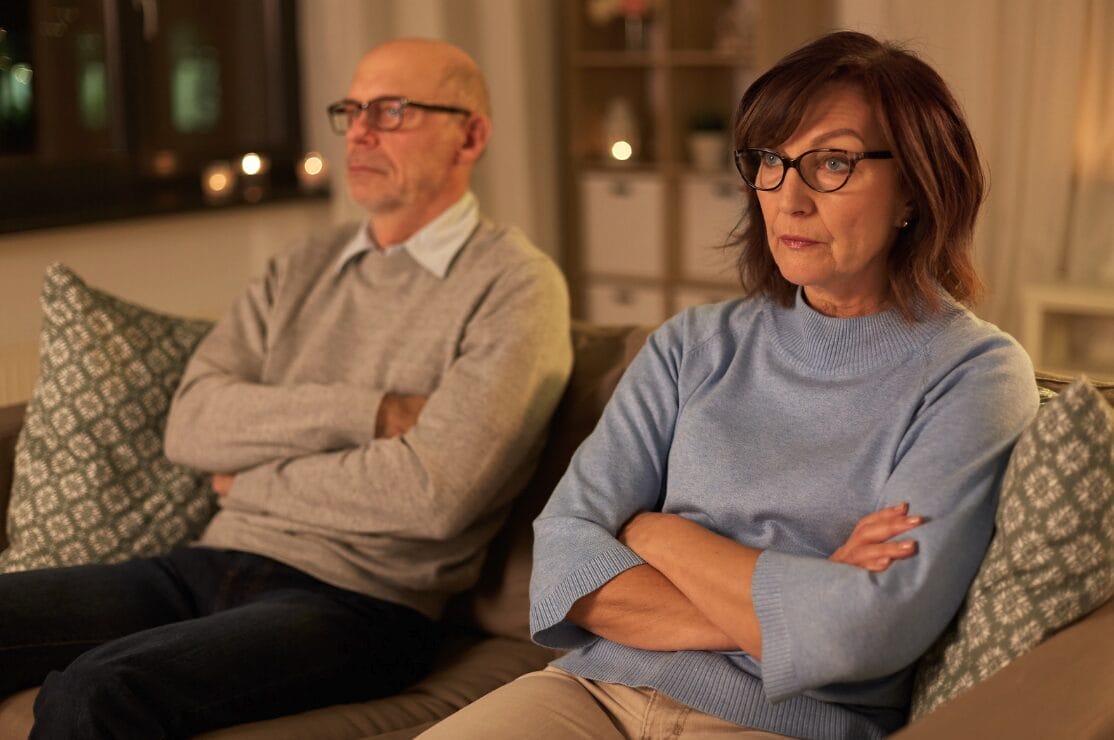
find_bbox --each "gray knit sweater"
[165,219,572,620]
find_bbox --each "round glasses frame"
[734,147,894,193]
[327,96,472,135]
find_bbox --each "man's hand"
[211,473,235,497]
[829,502,923,572]
[375,394,428,438]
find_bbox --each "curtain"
[1064,0,1114,286]
[972,1,1090,337]
[839,0,1113,340]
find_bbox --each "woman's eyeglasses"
[734,148,894,193]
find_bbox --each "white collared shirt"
[333,191,480,279]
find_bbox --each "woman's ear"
[896,196,915,229]
[457,115,491,164]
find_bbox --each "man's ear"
[457,115,491,164]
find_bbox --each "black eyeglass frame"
[327,96,472,134]
[734,147,895,193]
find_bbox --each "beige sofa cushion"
[896,595,1114,739]
[193,634,555,740]
[0,404,23,552]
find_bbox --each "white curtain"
[839,0,1112,338]
[1064,0,1114,285]
[973,1,1091,337]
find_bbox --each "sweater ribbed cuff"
[530,545,646,649]
[752,549,799,702]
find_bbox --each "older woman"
[422,31,1038,740]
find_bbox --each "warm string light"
[240,152,266,176]
[603,97,638,167]
[238,152,270,203]
[296,151,329,192]
[201,151,328,204]
[302,153,324,176]
[207,170,229,192]
[200,161,236,203]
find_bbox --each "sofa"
[0,321,1111,739]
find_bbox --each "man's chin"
[364,198,404,214]
[349,188,403,214]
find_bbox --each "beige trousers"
[418,666,791,740]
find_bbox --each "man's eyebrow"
[811,128,867,146]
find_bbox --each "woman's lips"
[779,235,820,249]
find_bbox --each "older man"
[0,38,571,737]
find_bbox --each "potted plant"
[687,110,730,173]
[586,0,660,51]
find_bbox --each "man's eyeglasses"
[734,148,894,193]
[327,96,471,135]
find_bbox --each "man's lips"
[348,161,389,174]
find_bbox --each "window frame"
[0,0,316,235]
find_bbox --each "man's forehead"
[347,47,446,99]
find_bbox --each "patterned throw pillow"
[0,263,216,572]
[910,377,1114,718]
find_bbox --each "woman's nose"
[776,167,816,215]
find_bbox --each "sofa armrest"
[895,596,1114,739]
[0,403,26,550]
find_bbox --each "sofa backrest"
[0,404,25,552]
[444,322,651,641]
[1035,370,1114,404]
[1,329,1111,642]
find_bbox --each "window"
[0,0,309,234]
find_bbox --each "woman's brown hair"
[731,31,985,319]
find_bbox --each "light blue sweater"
[530,291,1037,739]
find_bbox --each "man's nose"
[347,116,380,146]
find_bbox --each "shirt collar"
[334,191,480,279]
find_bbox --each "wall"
[0,202,331,405]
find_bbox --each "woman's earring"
[899,219,910,229]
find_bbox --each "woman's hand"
[829,502,923,572]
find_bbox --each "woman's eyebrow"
[810,128,867,147]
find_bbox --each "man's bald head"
[351,39,490,118]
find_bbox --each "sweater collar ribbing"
[768,287,963,373]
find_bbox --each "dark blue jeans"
[0,547,437,739]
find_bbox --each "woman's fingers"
[853,540,919,570]
[830,503,925,571]
[855,513,924,543]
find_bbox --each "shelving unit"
[1022,283,1114,380]
[559,0,834,323]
